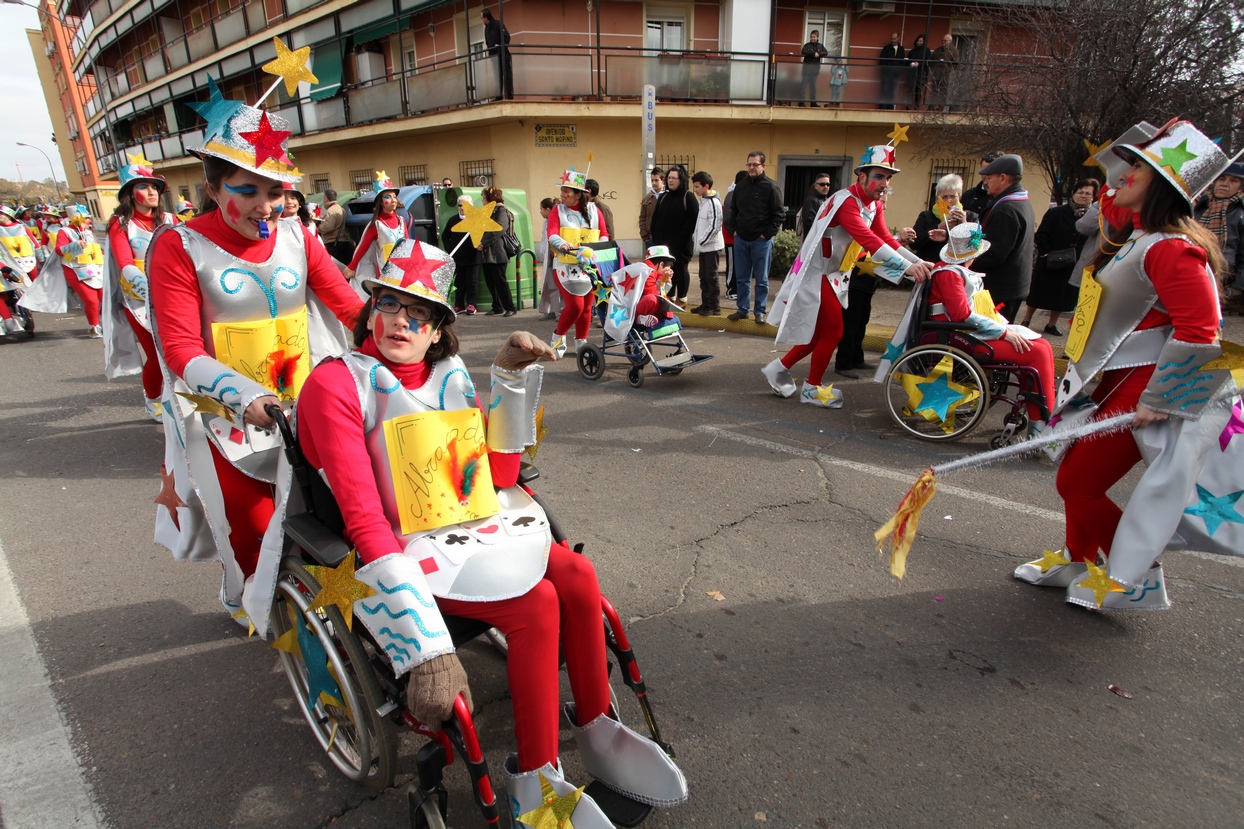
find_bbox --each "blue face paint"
[223,183,258,196]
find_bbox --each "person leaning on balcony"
[344,172,409,295]
[928,34,959,111]
[481,9,514,100]
[878,32,905,110]
[639,166,664,246]
[799,30,829,107]
[320,189,352,264]
[907,33,932,110]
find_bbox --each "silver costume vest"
[551,204,602,296]
[338,352,552,603]
[116,212,175,319]
[0,223,36,275]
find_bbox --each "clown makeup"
[283,194,300,217]
[380,192,398,214]
[367,287,441,364]
[213,171,285,241]
[132,183,161,213]
[559,187,579,207]
[1113,160,1153,211]
[858,169,893,201]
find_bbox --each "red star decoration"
[387,246,439,290]
[239,112,292,167]
[619,272,639,293]
[154,463,186,531]
[560,168,576,184]
[135,165,155,178]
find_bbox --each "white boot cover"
[550,334,567,359]
[1066,563,1170,611]
[799,380,843,408]
[564,704,689,807]
[761,358,796,398]
[1013,549,1087,588]
[503,755,613,829]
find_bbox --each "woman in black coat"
[1020,178,1098,335]
[907,34,932,109]
[911,173,977,262]
[649,165,698,307]
[477,185,517,316]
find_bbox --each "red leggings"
[62,266,102,326]
[439,544,611,771]
[209,443,275,579]
[780,281,843,386]
[555,280,593,339]
[1056,367,1151,562]
[982,335,1056,420]
[124,307,164,400]
[0,298,11,320]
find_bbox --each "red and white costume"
[104,209,177,398]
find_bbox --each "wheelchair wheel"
[412,795,448,829]
[272,557,398,790]
[577,344,605,380]
[627,365,644,388]
[883,345,990,441]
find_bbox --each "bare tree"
[918,0,1244,202]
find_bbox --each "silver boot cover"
[564,704,689,808]
[502,755,612,829]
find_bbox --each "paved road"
[1,310,1241,829]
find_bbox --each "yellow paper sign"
[556,226,601,263]
[971,289,1007,324]
[77,243,104,266]
[383,408,501,535]
[210,308,310,401]
[838,240,863,273]
[2,234,33,258]
[1064,269,1102,363]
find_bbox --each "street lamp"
[16,141,63,201]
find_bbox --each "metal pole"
[16,142,62,200]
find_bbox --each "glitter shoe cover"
[564,704,689,808]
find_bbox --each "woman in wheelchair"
[929,222,1055,427]
[295,239,688,827]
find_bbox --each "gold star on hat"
[452,200,503,248]
[1078,561,1125,607]
[305,551,376,630]
[516,773,585,829]
[126,151,154,168]
[262,37,318,97]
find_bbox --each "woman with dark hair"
[294,240,687,824]
[102,156,179,417]
[1020,178,1098,335]
[907,34,931,109]
[343,171,408,292]
[478,184,517,316]
[281,182,318,236]
[648,164,698,307]
[145,102,361,622]
[547,167,608,355]
[1012,120,1240,611]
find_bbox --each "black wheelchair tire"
[627,365,644,388]
[577,344,606,380]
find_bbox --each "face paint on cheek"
[1124,173,1136,188]
[225,197,241,222]
[415,321,433,335]
[372,313,386,341]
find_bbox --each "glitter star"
[126,151,153,167]
[1083,138,1108,171]
[1220,400,1244,452]
[525,405,548,460]
[883,340,905,364]
[1183,484,1244,537]
[305,551,376,631]
[1078,561,1125,607]
[813,383,838,405]
[451,200,502,248]
[231,607,256,637]
[1157,139,1197,175]
[153,463,186,531]
[1200,340,1244,389]
[187,76,245,144]
[262,37,318,97]
[910,371,968,421]
[886,123,910,145]
[290,608,344,709]
[239,111,293,167]
[516,772,585,829]
[559,167,577,185]
[177,391,236,422]
[1035,548,1072,573]
[386,246,439,290]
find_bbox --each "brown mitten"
[494,331,556,370]
[405,652,473,725]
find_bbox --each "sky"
[0,4,69,184]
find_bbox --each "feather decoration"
[447,436,487,506]
[268,349,302,397]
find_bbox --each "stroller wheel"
[577,343,605,380]
[627,365,645,388]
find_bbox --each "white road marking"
[0,533,104,828]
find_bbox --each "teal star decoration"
[594,282,609,305]
[188,77,245,144]
[1183,484,1244,537]
[968,227,985,248]
[608,304,628,326]
[294,612,344,709]
[911,372,967,421]
[884,340,905,364]
[1158,139,1197,175]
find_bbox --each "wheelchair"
[266,407,674,828]
[881,281,1048,446]
[578,294,712,388]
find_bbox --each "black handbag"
[500,207,522,257]
[1045,247,1077,268]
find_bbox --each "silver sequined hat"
[363,239,457,322]
[940,222,991,265]
[187,77,302,183]
[1113,119,1230,206]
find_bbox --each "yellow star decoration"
[270,609,345,709]
[270,621,300,658]
[814,383,838,405]
[126,151,154,167]
[1201,339,1244,389]
[1083,138,1108,171]
[525,405,548,460]
[176,391,236,422]
[231,607,256,637]
[887,123,910,145]
[895,356,980,434]
[1079,561,1125,607]
[452,200,502,249]
[1036,548,1072,573]
[305,551,375,631]
[262,37,318,97]
[516,773,585,829]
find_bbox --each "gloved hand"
[406,652,473,726]
[495,330,556,370]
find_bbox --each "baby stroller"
[265,405,677,828]
[1,267,35,339]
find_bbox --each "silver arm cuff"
[354,553,454,677]
[871,243,913,284]
[487,364,543,453]
[1139,339,1233,418]
[181,354,271,417]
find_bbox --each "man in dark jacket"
[481,9,513,99]
[726,152,784,324]
[798,173,833,238]
[878,33,905,110]
[960,152,1001,217]
[969,154,1034,322]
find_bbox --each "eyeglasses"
[374,294,435,321]
[815,181,831,187]
[746,163,763,168]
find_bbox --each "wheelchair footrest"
[585,781,653,828]
[655,352,693,368]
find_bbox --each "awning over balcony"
[309,41,344,101]
[352,16,411,45]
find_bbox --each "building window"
[656,153,695,173]
[803,9,847,56]
[311,173,330,193]
[350,168,374,191]
[400,165,428,186]
[646,7,686,52]
[459,158,494,187]
[926,158,976,209]
[179,186,190,201]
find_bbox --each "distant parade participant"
[0,204,38,335]
[21,205,106,337]
[281,181,320,240]
[176,198,196,221]
[343,171,407,294]
[102,154,178,418]
[548,166,609,356]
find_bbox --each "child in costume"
[343,172,407,294]
[146,94,361,622]
[295,240,688,826]
[176,199,195,221]
[602,245,678,344]
[548,166,609,356]
[103,155,178,418]
[1012,120,1242,610]
[766,143,932,408]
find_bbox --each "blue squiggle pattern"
[196,371,240,403]
[376,579,437,608]
[1165,376,1208,395]
[369,364,401,394]
[1179,396,1210,410]
[1158,366,1198,382]
[361,601,448,638]
[1127,580,1161,602]
[219,265,297,318]
[384,642,412,661]
[1166,387,1210,404]
[379,626,427,647]
[1157,355,1196,371]
[439,367,475,410]
[274,265,301,292]
[489,395,502,411]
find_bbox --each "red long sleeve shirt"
[929,267,974,322]
[820,183,902,258]
[147,209,363,378]
[348,212,405,270]
[297,339,521,564]
[106,211,166,270]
